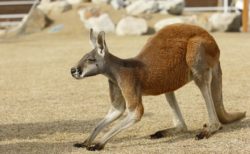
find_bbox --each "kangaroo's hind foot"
[150,126,187,139]
[195,123,223,140]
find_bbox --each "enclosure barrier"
[185,0,249,32]
[243,0,249,32]
[0,0,40,27]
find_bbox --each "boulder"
[38,1,72,15]
[19,8,48,34]
[83,13,115,33]
[78,7,101,23]
[209,13,242,32]
[52,1,72,14]
[0,8,48,36]
[116,16,148,36]
[111,0,127,10]
[126,0,159,15]
[37,1,52,14]
[195,14,212,32]
[91,0,110,4]
[154,16,197,31]
[158,1,172,11]
[66,0,85,6]
[14,8,48,34]
[158,0,184,15]
[168,0,185,15]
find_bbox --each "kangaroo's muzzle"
[71,67,82,79]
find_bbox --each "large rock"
[209,13,242,32]
[168,0,185,15]
[126,0,159,15]
[111,0,127,10]
[52,1,72,14]
[37,0,52,14]
[154,16,197,31]
[78,7,101,23]
[158,0,184,15]
[20,8,48,34]
[38,1,72,15]
[91,0,110,4]
[66,0,85,6]
[116,16,148,36]
[0,8,48,36]
[83,13,115,33]
[195,14,212,32]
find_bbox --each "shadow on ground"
[0,141,78,154]
[0,119,101,141]
[112,118,250,148]
[0,117,249,153]
[0,112,154,142]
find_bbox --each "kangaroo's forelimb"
[74,80,126,148]
[87,81,144,151]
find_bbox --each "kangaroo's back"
[136,24,220,95]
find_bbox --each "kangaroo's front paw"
[74,142,88,148]
[195,123,222,140]
[86,143,104,151]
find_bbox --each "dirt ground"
[0,6,250,154]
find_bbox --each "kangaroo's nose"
[71,67,76,74]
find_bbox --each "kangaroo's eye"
[87,58,96,63]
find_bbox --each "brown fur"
[120,24,220,95]
[116,24,244,123]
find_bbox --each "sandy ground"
[0,6,250,154]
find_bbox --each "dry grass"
[0,7,250,154]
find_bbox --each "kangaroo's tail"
[211,62,246,124]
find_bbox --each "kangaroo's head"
[71,29,108,79]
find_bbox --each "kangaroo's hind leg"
[193,67,222,139]
[187,39,222,139]
[150,92,187,139]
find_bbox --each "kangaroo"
[71,24,246,151]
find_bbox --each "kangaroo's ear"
[97,31,107,56]
[89,28,96,48]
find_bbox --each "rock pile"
[78,8,115,33]
[209,13,242,32]
[124,0,185,15]
[89,0,185,15]
[38,0,88,15]
[38,0,72,15]
[126,0,159,15]
[116,16,148,35]
[20,8,48,34]
[154,16,197,31]
[5,0,243,36]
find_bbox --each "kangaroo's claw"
[150,131,165,139]
[86,143,104,151]
[73,142,88,148]
[195,123,223,140]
